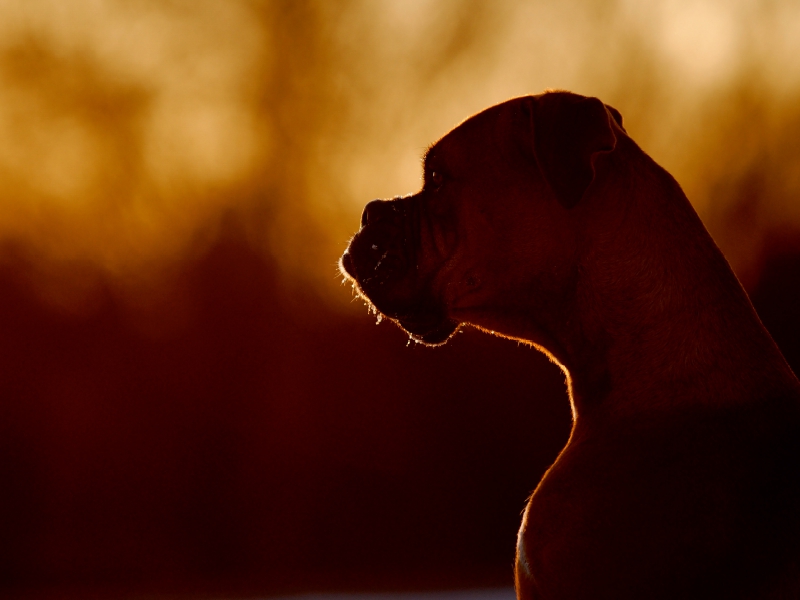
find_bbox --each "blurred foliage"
[0,0,799,303]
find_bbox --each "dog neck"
[554,144,797,421]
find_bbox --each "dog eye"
[430,171,444,189]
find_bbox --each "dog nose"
[361,199,393,228]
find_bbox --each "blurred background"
[1,0,800,598]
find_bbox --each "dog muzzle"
[340,195,458,345]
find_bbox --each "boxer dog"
[339,91,800,599]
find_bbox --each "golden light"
[0,0,798,304]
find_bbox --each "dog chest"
[516,407,800,598]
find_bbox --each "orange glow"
[0,1,269,283]
[1,1,799,302]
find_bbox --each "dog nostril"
[361,199,391,228]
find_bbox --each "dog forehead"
[428,100,524,168]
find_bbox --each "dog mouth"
[339,250,357,281]
[340,196,459,345]
[341,248,459,345]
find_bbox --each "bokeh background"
[2,0,800,597]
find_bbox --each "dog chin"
[398,317,460,346]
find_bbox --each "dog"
[339,91,800,599]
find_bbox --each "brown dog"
[339,91,800,599]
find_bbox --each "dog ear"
[605,104,626,132]
[525,93,618,209]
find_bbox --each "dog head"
[339,91,623,346]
